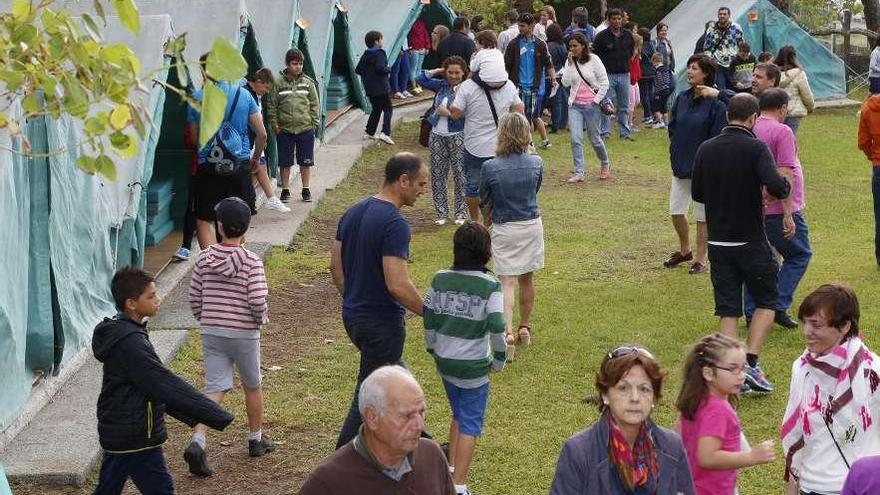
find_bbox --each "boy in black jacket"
[355,30,395,145]
[92,268,233,494]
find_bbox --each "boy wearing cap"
[185,197,274,477]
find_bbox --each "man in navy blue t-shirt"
[330,152,428,448]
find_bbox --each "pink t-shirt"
[754,116,805,215]
[573,81,596,106]
[679,396,741,495]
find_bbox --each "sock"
[247,430,262,442]
[455,484,468,494]
[192,432,206,449]
[747,353,758,368]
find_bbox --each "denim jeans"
[639,78,654,119]
[93,448,174,495]
[569,103,609,176]
[336,317,406,449]
[744,212,812,318]
[409,50,426,82]
[549,82,568,131]
[874,167,880,266]
[600,72,632,137]
[390,52,410,93]
[784,116,802,135]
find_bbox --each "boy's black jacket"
[355,48,391,98]
[92,314,233,453]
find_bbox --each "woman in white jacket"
[775,45,814,135]
[562,32,611,182]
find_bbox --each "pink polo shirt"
[754,116,805,215]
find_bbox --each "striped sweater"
[423,269,506,388]
[189,243,268,339]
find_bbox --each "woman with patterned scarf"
[551,346,696,494]
[782,285,880,495]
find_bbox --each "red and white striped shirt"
[189,243,268,338]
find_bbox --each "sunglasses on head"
[607,346,655,360]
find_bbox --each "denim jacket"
[550,411,696,495]
[480,153,542,224]
[415,71,464,133]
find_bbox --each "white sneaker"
[364,133,376,140]
[434,218,447,226]
[376,132,395,145]
[393,92,405,99]
[264,196,291,212]
[454,218,466,225]
[402,91,414,98]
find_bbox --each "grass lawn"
[172,106,879,495]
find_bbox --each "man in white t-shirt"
[496,10,521,55]
[448,77,524,222]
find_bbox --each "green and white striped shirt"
[423,269,506,388]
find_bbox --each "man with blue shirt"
[503,12,556,150]
[593,8,635,140]
[187,54,267,248]
[330,152,428,449]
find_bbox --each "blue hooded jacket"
[668,88,727,178]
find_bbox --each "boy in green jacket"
[267,49,320,203]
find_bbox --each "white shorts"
[669,177,706,221]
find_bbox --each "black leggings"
[365,94,393,137]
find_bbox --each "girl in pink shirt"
[676,334,776,495]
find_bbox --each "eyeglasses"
[607,346,655,360]
[712,363,748,375]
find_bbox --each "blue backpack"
[203,88,246,176]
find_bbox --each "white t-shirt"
[469,49,508,84]
[452,79,522,158]
[433,97,451,135]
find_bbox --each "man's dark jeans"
[335,316,405,449]
[874,166,880,266]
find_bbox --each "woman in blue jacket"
[418,56,468,225]
[551,346,696,495]
[664,53,727,275]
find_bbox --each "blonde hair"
[495,112,532,157]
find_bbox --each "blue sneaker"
[173,247,190,261]
[745,364,773,393]
[740,382,753,394]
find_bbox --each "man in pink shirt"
[744,88,812,331]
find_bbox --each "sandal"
[518,325,532,347]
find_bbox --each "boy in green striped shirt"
[424,222,507,495]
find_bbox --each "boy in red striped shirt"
[185,196,275,477]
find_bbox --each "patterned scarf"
[607,414,659,494]
[781,337,880,482]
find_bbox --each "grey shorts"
[201,334,262,392]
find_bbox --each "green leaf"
[92,0,106,22]
[84,116,107,135]
[0,71,25,92]
[205,37,247,82]
[109,104,131,130]
[100,44,141,75]
[61,76,89,118]
[110,0,139,35]
[108,130,136,159]
[95,154,117,181]
[174,57,188,89]
[198,82,227,148]
[76,155,98,175]
[12,24,37,45]
[12,0,33,22]
[22,93,41,114]
[81,13,103,42]
[0,114,9,128]
[130,105,146,138]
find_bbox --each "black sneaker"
[301,188,312,202]
[248,436,277,457]
[775,311,798,329]
[183,441,213,477]
[279,189,291,203]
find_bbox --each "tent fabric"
[247,0,302,74]
[655,0,846,100]
[0,100,35,430]
[300,1,369,133]
[347,0,423,67]
[0,463,10,495]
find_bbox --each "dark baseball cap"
[214,197,251,235]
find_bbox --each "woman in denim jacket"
[551,346,696,495]
[417,57,468,225]
[479,113,543,359]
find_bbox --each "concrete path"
[0,102,430,486]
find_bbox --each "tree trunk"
[769,0,790,15]
[865,0,880,33]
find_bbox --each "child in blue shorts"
[424,222,507,495]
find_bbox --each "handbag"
[418,93,437,148]
[573,62,615,115]
[203,87,248,176]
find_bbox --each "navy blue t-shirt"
[336,197,411,320]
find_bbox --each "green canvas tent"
[0,14,174,431]
[247,0,314,78]
[656,0,846,100]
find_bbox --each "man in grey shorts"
[186,197,275,477]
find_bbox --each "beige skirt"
[490,217,545,276]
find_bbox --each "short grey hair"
[358,365,416,417]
